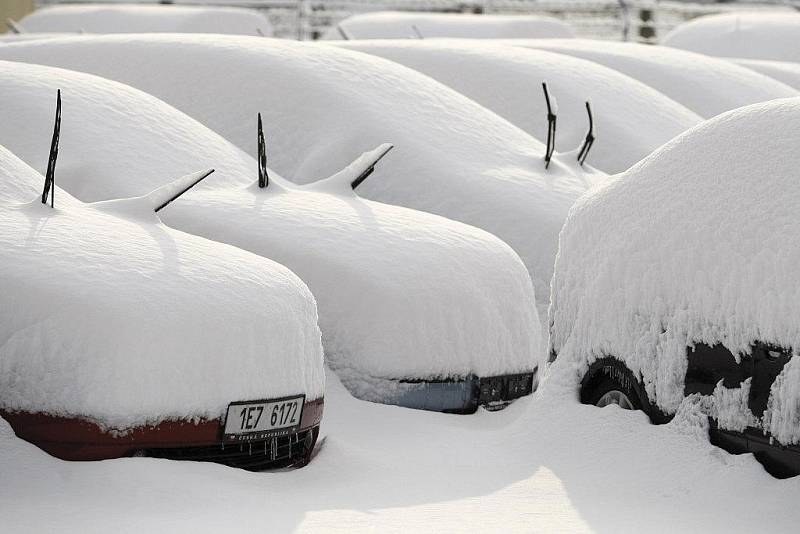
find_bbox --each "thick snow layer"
[510,39,798,119]
[333,39,701,173]
[549,98,800,439]
[2,369,798,533]
[0,35,593,319]
[322,10,574,40]
[0,145,324,429]
[734,58,800,91]
[662,11,800,63]
[18,4,272,36]
[0,60,540,385]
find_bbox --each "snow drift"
[0,35,592,317]
[0,60,540,395]
[0,144,324,430]
[334,39,700,173]
[662,11,800,63]
[17,4,272,36]
[322,11,574,40]
[549,97,800,441]
[510,39,797,119]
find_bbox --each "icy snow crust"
[734,59,800,91]
[0,35,592,318]
[0,60,540,385]
[334,39,701,174]
[549,98,800,442]
[18,4,272,36]
[510,39,798,119]
[322,11,574,40]
[0,146,324,429]
[663,11,800,63]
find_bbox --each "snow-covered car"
[548,98,800,478]
[0,60,541,412]
[508,38,797,119]
[15,3,272,36]
[0,138,325,468]
[662,11,800,63]
[322,11,574,40]
[733,59,800,91]
[333,39,700,173]
[0,35,593,320]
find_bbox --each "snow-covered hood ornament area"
[0,61,540,413]
[548,97,800,446]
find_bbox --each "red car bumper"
[1,397,323,470]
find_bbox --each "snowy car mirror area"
[4,6,800,530]
[548,98,800,478]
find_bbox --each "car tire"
[581,359,649,415]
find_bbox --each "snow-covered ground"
[2,369,799,533]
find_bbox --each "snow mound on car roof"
[333,39,700,173]
[0,35,593,318]
[549,98,800,418]
[0,60,540,384]
[662,11,800,63]
[0,145,324,430]
[733,59,800,91]
[18,3,272,36]
[509,39,797,119]
[322,11,574,40]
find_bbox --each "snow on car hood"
[0,35,593,318]
[0,60,540,388]
[332,39,700,173]
[549,98,800,424]
[320,11,574,40]
[17,4,273,36]
[662,11,800,63]
[508,38,798,119]
[0,146,324,430]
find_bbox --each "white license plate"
[223,395,305,441]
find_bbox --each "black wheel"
[581,359,647,412]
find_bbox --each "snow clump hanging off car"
[0,143,325,468]
[0,35,594,320]
[548,97,800,478]
[0,60,540,412]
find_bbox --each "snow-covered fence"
[33,0,791,42]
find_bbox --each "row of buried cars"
[2,11,800,477]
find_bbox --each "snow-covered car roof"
[508,39,797,119]
[321,11,574,40]
[662,11,800,63]
[0,60,541,396]
[549,97,800,417]
[17,4,272,36]
[733,59,800,91]
[333,39,701,173]
[0,35,592,317]
[0,144,324,431]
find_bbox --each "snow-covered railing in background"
[33,0,792,42]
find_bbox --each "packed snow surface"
[334,39,701,173]
[663,11,800,63]
[322,10,574,40]
[0,35,593,318]
[2,369,799,533]
[510,38,797,119]
[0,145,324,429]
[17,4,272,36]
[734,58,800,91]
[549,98,800,441]
[0,60,540,386]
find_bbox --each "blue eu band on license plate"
[223,395,305,441]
